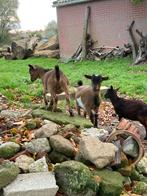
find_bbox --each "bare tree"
[0,0,19,43]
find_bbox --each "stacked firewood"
[71,35,132,61]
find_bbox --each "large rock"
[15,155,35,172]
[32,109,92,128]
[93,169,124,196]
[62,124,77,133]
[122,136,139,158]
[49,150,71,164]
[0,160,19,189]
[132,181,147,195]
[3,172,59,196]
[34,122,58,138]
[0,110,28,120]
[54,161,99,196]
[77,136,117,168]
[29,157,48,173]
[82,128,109,141]
[137,153,147,175]
[25,138,51,153]
[50,135,75,157]
[0,142,20,159]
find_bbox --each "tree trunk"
[81,6,91,60]
[127,21,138,61]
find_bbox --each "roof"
[53,0,92,7]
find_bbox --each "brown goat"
[105,85,147,139]
[75,74,109,127]
[28,64,74,116]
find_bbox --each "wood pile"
[71,6,132,62]
[4,37,39,60]
[71,35,132,62]
[33,35,60,59]
[0,35,60,60]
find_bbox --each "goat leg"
[89,111,94,125]
[43,92,48,110]
[52,95,58,112]
[94,113,98,128]
[84,111,87,118]
[76,101,81,116]
[65,92,74,117]
[46,98,54,111]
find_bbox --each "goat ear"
[102,76,109,81]
[28,64,34,70]
[84,75,92,79]
[110,85,113,90]
[116,87,120,92]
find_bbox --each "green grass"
[0,56,146,107]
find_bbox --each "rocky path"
[0,93,147,196]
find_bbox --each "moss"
[132,181,147,194]
[0,142,20,159]
[54,161,99,195]
[93,169,125,196]
[0,161,20,188]
[32,109,92,128]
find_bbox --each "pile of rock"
[34,35,60,58]
[0,108,147,196]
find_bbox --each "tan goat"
[28,64,74,116]
[75,74,109,127]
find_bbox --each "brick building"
[53,0,147,60]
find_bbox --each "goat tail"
[55,65,60,81]
[77,80,83,86]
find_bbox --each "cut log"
[34,49,60,58]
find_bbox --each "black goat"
[105,85,147,139]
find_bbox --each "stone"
[54,161,99,196]
[62,124,77,133]
[122,136,139,158]
[34,122,58,138]
[15,155,35,172]
[50,135,75,157]
[93,169,125,196]
[0,160,19,189]
[137,153,147,175]
[0,142,20,159]
[32,109,92,128]
[3,172,59,196]
[0,110,27,120]
[25,119,42,130]
[82,128,109,141]
[119,152,129,168]
[130,169,147,184]
[78,136,117,168]
[49,150,70,164]
[132,181,147,195]
[25,138,51,153]
[29,157,48,173]
[118,165,134,177]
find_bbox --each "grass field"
[0,57,147,107]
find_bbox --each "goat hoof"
[69,110,74,117]
[45,105,52,111]
[52,108,62,112]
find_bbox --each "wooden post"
[81,6,91,60]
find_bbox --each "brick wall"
[57,0,147,59]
